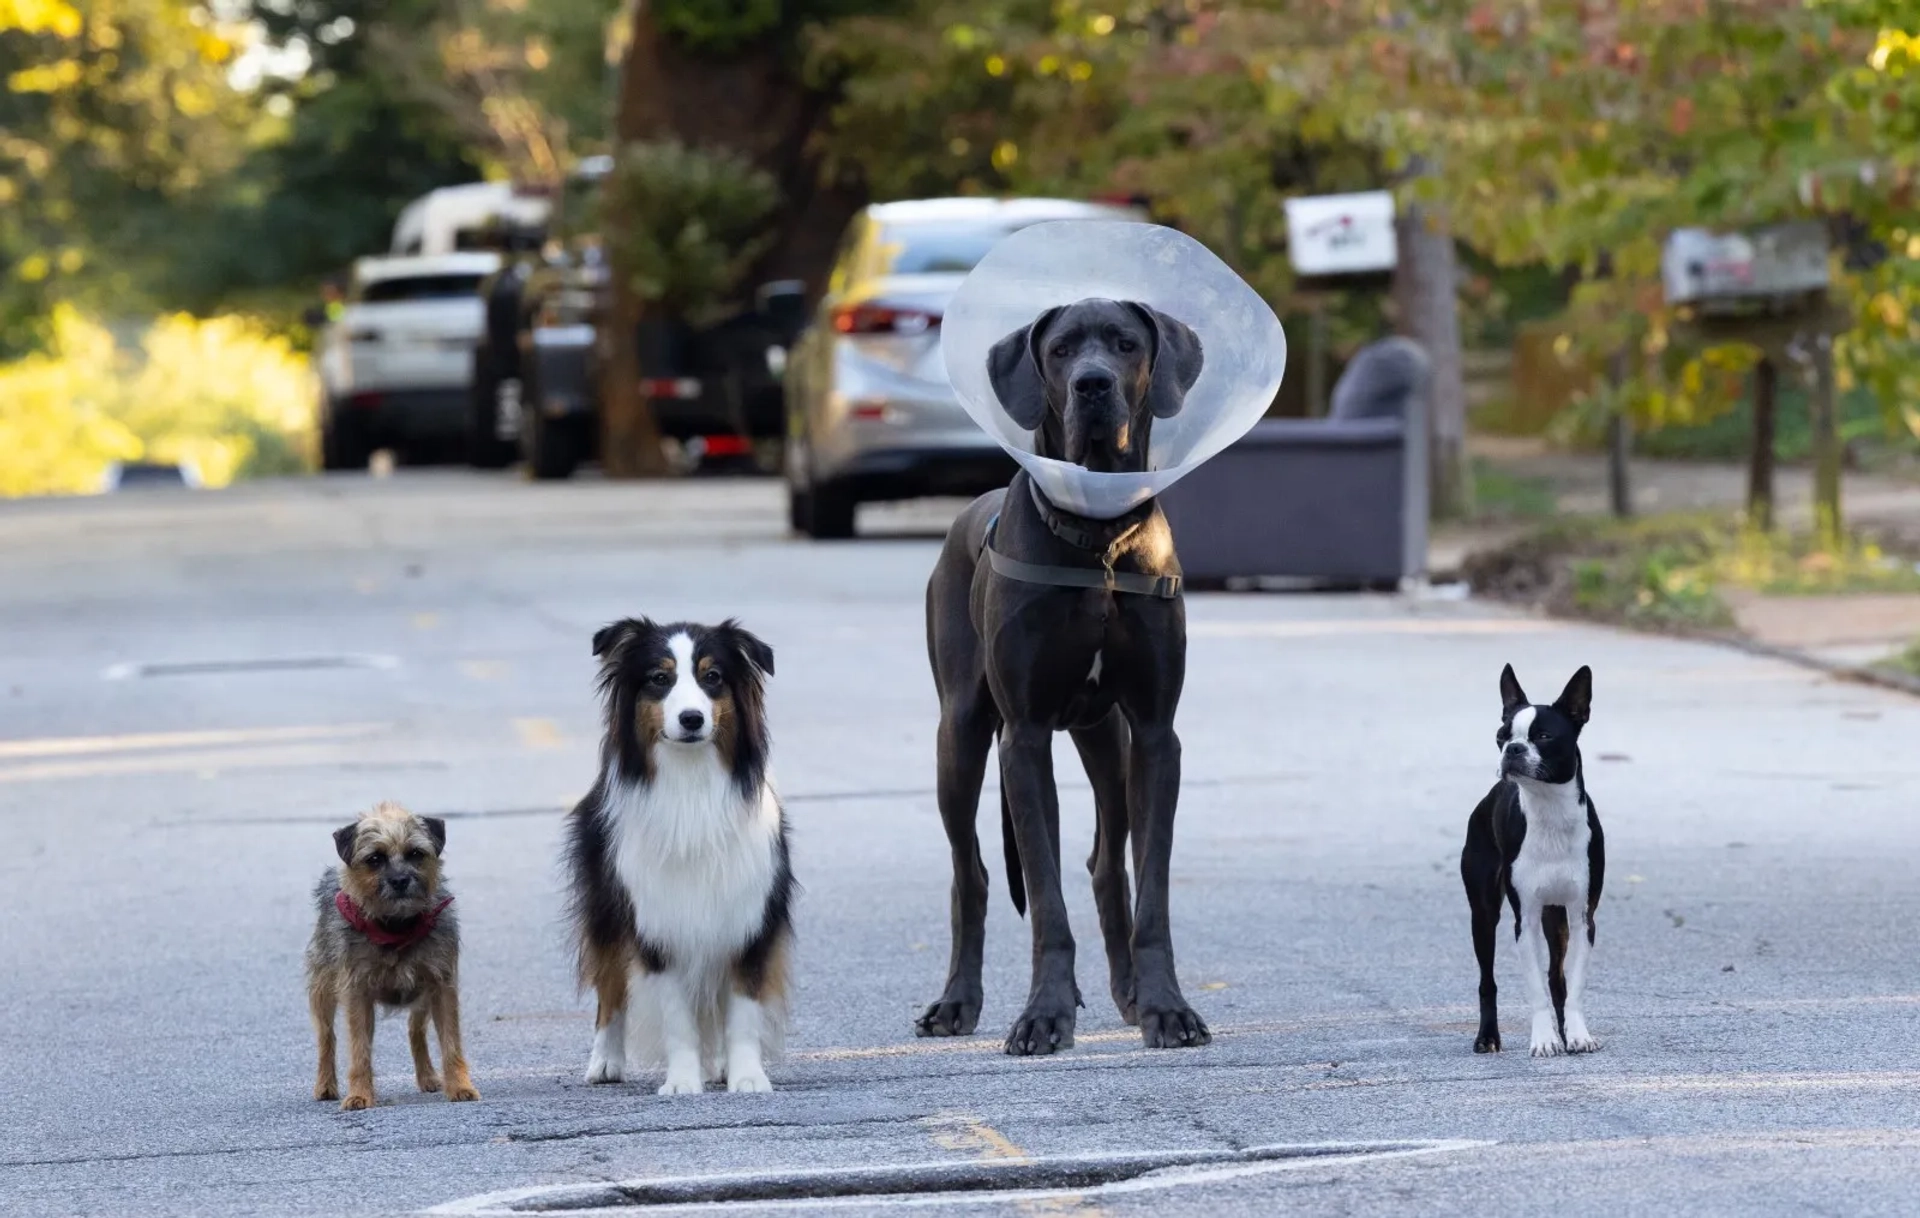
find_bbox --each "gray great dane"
[918,298,1212,1055]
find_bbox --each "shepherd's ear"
[1125,302,1204,419]
[421,816,447,854]
[333,822,359,865]
[1554,666,1593,726]
[986,306,1061,431]
[718,619,774,677]
[1499,664,1529,715]
[592,618,646,661]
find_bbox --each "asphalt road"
[5,472,1920,1217]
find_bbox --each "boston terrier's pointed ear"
[1499,663,1529,715]
[1554,665,1593,726]
[333,822,359,865]
[986,306,1062,431]
[1125,302,1205,419]
[422,816,447,855]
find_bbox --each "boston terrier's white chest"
[1509,779,1590,907]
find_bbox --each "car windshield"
[876,223,1033,275]
[357,275,485,303]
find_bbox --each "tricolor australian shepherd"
[564,618,793,1094]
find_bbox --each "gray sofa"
[1160,337,1431,587]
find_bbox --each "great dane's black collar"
[982,483,1181,600]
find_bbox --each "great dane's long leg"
[1127,720,1210,1049]
[916,686,998,1038]
[1001,720,1080,1056]
[1072,708,1137,1025]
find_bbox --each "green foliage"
[0,305,314,497]
[600,141,780,323]
[655,0,784,54]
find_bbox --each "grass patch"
[1469,457,1558,523]
[1465,513,1920,634]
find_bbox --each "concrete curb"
[1693,629,1920,699]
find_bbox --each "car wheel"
[787,482,812,533]
[320,406,371,472]
[523,409,583,480]
[805,478,857,539]
[467,350,516,469]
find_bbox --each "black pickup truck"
[468,158,809,480]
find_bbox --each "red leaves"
[1669,95,1694,135]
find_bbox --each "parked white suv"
[317,253,498,469]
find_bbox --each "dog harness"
[335,890,454,949]
[982,483,1182,599]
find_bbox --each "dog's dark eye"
[700,668,723,690]
[365,852,386,869]
[1536,731,1553,743]
[1050,342,1071,359]
[405,848,426,863]
[1116,337,1138,353]
[649,670,673,688]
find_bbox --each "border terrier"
[306,801,479,1110]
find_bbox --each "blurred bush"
[599,141,780,325]
[0,305,314,497]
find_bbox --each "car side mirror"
[756,280,807,340]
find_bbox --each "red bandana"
[335,890,453,949]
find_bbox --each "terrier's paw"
[446,1081,480,1102]
[340,1092,374,1112]
[658,1070,704,1096]
[1529,1012,1564,1057]
[1562,1016,1601,1054]
[416,1072,442,1094]
[585,1053,625,1085]
[726,1067,773,1093]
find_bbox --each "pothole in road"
[102,654,400,680]
[430,1140,1485,1214]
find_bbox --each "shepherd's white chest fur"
[1509,777,1589,907]
[604,748,781,973]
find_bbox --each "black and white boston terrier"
[1459,664,1606,1056]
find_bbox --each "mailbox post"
[1662,220,1845,540]
[1285,192,1398,416]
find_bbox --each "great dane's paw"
[1110,979,1140,1027]
[1004,1008,1076,1056]
[1139,1003,1210,1049]
[915,995,981,1038]
[1473,1030,1502,1054]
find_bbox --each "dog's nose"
[387,873,413,894]
[1072,371,1114,398]
[1504,741,1527,755]
[678,709,706,733]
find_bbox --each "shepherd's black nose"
[1072,371,1114,397]
[679,709,705,733]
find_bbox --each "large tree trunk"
[600,7,865,476]
[1392,203,1472,520]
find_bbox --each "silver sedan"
[783,197,1145,538]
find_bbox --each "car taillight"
[348,391,384,409]
[639,377,702,400]
[830,303,940,335]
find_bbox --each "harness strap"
[982,515,1182,599]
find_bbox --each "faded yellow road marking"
[412,612,441,630]
[921,1113,1104,1216]
[0,722,386,761]
[460,660,508,681]
[514,718,563,750]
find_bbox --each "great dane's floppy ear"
[1499,663,1529,716]
[1553,665,1593,726]
[1124,302,1205,419]
[986,306,1062,431]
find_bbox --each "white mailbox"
[1661,221,1831,315]
[1285,191,1398,277]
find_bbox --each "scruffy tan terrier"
[305,801,478,1110]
